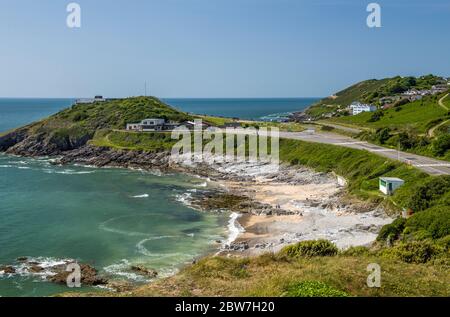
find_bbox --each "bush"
[283,281,349,297]
[341,246,371,256]
[279,240,338,258]
[406,176,450,211]
[373,128,391,144]
[321,125,335,132]
[406,206,450,239]
[432,134,450,156]
[381,241,442,264]
[367,110,384,122]
[377,218,406,243]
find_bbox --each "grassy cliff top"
[306,75,447,117]
[45,96,192,132]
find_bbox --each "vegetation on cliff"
[0,97,192,155]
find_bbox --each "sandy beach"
[186,160,393,256]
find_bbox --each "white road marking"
[335,141,367,145]
[368,149,397,152]
[416,164,450,167]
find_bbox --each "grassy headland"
[303,75,450,161]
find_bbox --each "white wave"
[99,226,148,237]
[0,165,13,168]
[103,259,149,282]
[42,168,95,175]
[131,194,149,198]
[225,212,245,246]
[3,257,73,279]
[196,182,208,187]
[174,192,192,206]
[136,237,186,258]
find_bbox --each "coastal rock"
[57,145,171,171]
[0,266,16,274]
[29,265,44,273]
[225,241,250,252]
[48,263,108,286]
[130,265,158,278]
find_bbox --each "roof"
[380,177,404,182]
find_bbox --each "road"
[277,130,450,176]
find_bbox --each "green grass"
[70,251,448,297]
[329,97,448,134]
[90,130,177,151]
[309,78,391,109]
[306,75,446,119]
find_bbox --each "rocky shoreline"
[0,257,161,293]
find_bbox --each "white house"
[349,102,377,115]
[126,118,167,131]
[76,95,106,104]
[379,177,404,195]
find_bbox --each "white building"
[349,102,377,115]
[126,118,167,131]
[379,177,404,195]
[75,95,106,104]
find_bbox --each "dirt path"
[438,93,449,111]
[427,94,449,137]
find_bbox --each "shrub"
[377,218,406,243]
[373,128,391,144]
[406,176,450,211]
[381,241,442,264]
[367,110,384,122]
[321,125,335,132]
[341,246,371,256]
[432,134,450,156]
[279,240,338,258]
[283,281,349,297]
[405,206,450,239]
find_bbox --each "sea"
[0,97,317,297]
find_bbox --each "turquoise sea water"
[0,155,227,296]
[0,97,317,296]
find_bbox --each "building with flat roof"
[379,177,404,195]
[126,118,177,132]
[349,102,377,115]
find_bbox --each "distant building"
[221,122,242,128]
[349,102,377,115]
[431,85,449,93]
[76,96,106,104]
[181,121,212,130]
[126,118,179,132]
[379,177,405,195]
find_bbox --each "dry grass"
[104,254,450,297]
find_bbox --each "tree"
[432,134,450,156]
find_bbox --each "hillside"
[0,97,192,156]
[306,75,447,118]
[329,93,449,133]
[303,75,450,161]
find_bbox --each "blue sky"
[0,0,449,98]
